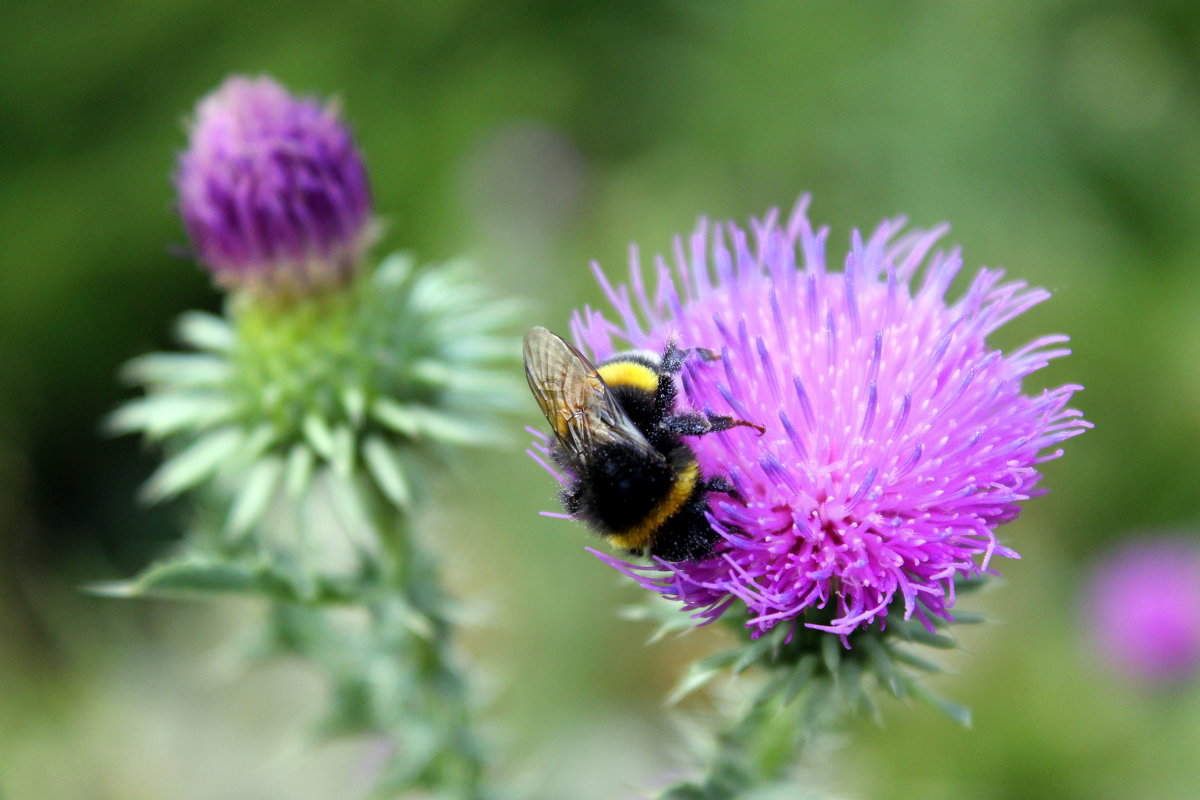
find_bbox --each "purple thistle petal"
[175,75,374,291]
[548,198,1089,641]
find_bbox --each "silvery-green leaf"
[619,599,697,643]
[732,634,776,673]
[330,426,355,477]
[233,424,278,466]
[106,394,235,439]
[303,413,336,461]
[86,556,287,599]
[341,386,366,428]
[835,659,864,708]
[372,398,419,437]
[899,628,957,649]
[373,253,413,286]
[861,636,903,698]
[363,435,412,510]
[405,406,493,445]
[666,650,740,705]
[122,353,231,387]
[910,682,972,728]
[409,360,454,387]
[325,472,372,544]
[820,632,841,676]
[142,427,244,502]
[889,647,942,673]
[398,604,434,640]
[176,310,236,353]
[226,456,283,538]
[783,655,819,706]
[285,443,316,497]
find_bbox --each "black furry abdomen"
[555,442,721,562]
[643,498,721,562]
[559,442,675,533]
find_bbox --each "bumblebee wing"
[523,327,662,464]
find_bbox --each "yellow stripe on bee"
[606,460,700,552]
[597,361,660,393]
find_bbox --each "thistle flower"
[540,198,1088,642]
[1085,537,1200,685]
[176,75,374,291]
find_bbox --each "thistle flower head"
[176,75,374,291]
[544,198,1088,642]
[1085,537,1200,685]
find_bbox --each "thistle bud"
[175,75,373,292]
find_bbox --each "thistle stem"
[359,478,489,799]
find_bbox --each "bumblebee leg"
[659,411,714,436]
[660,339,687,374]
[661,411,766,437]
[706,414,767,436]
[662,341,721,374]
[703,475,742,502]
[704,475,735,494]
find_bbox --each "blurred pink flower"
[1085,537,1200,684]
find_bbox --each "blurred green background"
[3,0,1200,798]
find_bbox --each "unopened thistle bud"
[175,75,374,292]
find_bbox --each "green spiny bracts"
[631,576,989,799]
[111,254,521,540]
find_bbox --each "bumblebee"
[523,326,763,562]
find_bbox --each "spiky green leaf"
[142,427,244,502]
[861,636,903,698]
[106,394,235,439]
[285,443,316,498]
[175,310,236,353]
[363,435,412,510]
[330,425,356,477]
[782,655,819,706]
[122,353,231,387]
[820,632,842,675]
[341,386,367,428]
[910,682,973,728]
[666,650,741,705]
[87,557,288,599]
[302,413,336,461]
[226,456,283,537]
[371,397,419,438]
